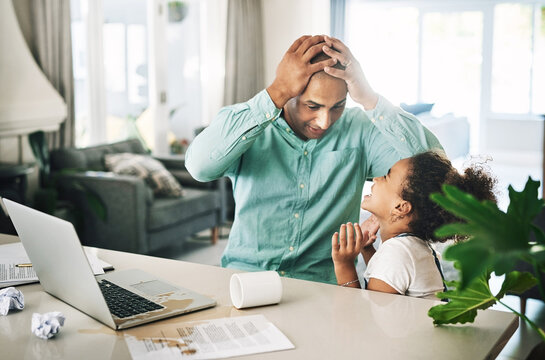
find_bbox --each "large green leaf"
[429,270,495,325]
[507,179,543,226]
[496,271,538,298]
[431,185,503,232]
[429,177,545,338]
[531,224,545,245]
[431,177,544,288]
[442,242,491,288]
[428,270,537,325]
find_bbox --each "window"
[70,0,150,147]
[346,5,483,116]
[534,6,545,114]
[70,0,203,151]
[70,1,91,146]
[345,4,419,105]
[166,1,202,145]
[492,3,545,114]
[345,0,545,152]
[102,7,150,144]
[421,11,483,120]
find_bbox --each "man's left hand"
[322,36,379,110]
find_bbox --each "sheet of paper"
[0,242,109,288]
[124,314,295,359]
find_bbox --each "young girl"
[331,151,496,299]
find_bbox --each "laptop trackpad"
[130,280,179,296]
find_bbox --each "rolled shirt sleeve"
[363,95,443,178]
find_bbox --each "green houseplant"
[28,131,106,227]
[427,177,545,355]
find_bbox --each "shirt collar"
[273,116,317,151]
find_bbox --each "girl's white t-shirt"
[363,235,444,299]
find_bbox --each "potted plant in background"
[167,1,188,23]
[28,131,106,229]
[427,177,545,359]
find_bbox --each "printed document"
[124,314,295,359]
[0,242,109,288]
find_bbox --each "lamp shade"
[0,0,67,137]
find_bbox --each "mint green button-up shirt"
[186,90,441,284]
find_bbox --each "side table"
[0,162,34,204]
[0,162,34,234]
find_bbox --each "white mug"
[230,271,283,309]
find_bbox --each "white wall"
[485,118,543,165]
[262,0,330,87]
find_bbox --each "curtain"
[13,0,75,149]
[330,0,346,41]
[223,0,265,106]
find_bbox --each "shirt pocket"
[311,148,362,200]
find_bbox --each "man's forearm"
[368,95,443,158]
[363,95,444,179]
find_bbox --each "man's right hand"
[266,35,337,109]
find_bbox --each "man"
[186,35,441,284]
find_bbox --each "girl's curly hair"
[401,151,497,243]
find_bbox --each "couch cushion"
[81,139,148,170]
[51,139,148,171]
[104,153,183,197]
[147,188,220,230]
[50,148,88,170]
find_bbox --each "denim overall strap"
[428,245,448,293]
[396,233,449,295]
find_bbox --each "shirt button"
[289,246,294,252]
[379,115,384,120]
[280,271,286,276]
[286,128,291,133]
[304,151,308,156]
[299,184,305,189]
[371,118,375,123]
[242,136,247,140]
[294,213,299,218]
[400,137,405,142]
[266,113,271,119]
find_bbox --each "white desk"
[0,235,518,359]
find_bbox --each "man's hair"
[310,44,346,71]
[401,151,497,243]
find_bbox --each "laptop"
[2,198,216,330]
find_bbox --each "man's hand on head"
[322,36,379,110]
[266,35,337,109]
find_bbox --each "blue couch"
[50,139,227,254]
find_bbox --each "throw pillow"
[400,102,435,115]
[104,153,183,197]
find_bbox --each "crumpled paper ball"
[0,287,24,316]
[31,312,65,339]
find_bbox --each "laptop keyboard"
[98,280,164,318]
